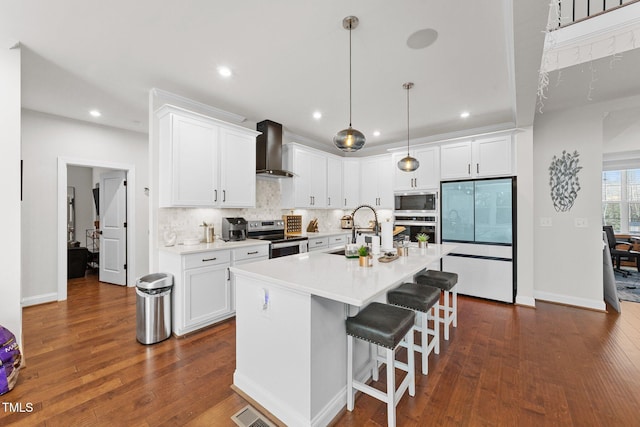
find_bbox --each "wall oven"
[247,220,309,259]
[394,191,438,214]
[393,215,438,244]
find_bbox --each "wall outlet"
[540,217,552,227]
[574,218,588,228]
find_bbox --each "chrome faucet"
[351,204,379,244]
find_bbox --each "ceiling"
[3,1,551,151]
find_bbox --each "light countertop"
[230,243,456,307]
[159,238,269,255]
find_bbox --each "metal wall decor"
[548,150,582,212]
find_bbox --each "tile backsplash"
[158,178,392,244]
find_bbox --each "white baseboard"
[21,292,58,307]
[515,294,536,307]
[534,290,606,311]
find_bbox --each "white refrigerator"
[440,177,516,303]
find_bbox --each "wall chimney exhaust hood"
[256,120,294,178]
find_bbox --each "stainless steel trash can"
[136,273,173,344]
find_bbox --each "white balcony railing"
[551,0,639,29]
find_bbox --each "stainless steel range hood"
[256,120,294,178]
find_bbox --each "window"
[602,169,640,233]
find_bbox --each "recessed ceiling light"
[313,111,322,120]
[217,66,232,77]
[373,130,381,137]
[89,110,101,117]
[460,111,470,119]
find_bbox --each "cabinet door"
[440,141,472,180]
[342,159,360,208]
[376,156,394,209]
[474,136,512,177]
[170,114,218,206]
[310,152,327,208]
[392,152,416,191]
[326,157,342,208]
[414,146,440,190]
[183,263,230,328]
[359,158,380,207]
[293,149,314,208]
[219,127,256,207]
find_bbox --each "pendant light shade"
[334,16,365,152]
[397,82,419,172]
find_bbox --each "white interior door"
[99,171,127,285]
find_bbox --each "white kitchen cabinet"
[326,156,343,209]
[282,143,327,208]
[342,159,360,209]
[440,135,512,180]
[230,245,270,311]
[392,146,440,191]
[308,236,329,251]
[157,105,259,207]
[360,155,393,209]
[160,249,232,336]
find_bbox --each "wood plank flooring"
[2,272,640,426]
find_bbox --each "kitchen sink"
[328,249,346,256]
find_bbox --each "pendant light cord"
[349,22,353,128]
[406,85,410,155]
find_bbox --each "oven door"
[270,240,308,258]
[394,220,438,244]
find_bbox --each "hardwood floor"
[2,273,640,426]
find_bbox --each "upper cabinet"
[440,135,513,181]
[281,143,328,208]
[392,146,440,191]
[326,156,343,209]
[157,105,259,208]
[342,159,360,209]
[360,155,393,209]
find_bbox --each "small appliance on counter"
[221,217,247,241]
[341,215,353,229]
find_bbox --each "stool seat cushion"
[346,302,415,349]
[388,283,440,313]
[416,270,458,291]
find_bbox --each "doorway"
[57,157,137,301]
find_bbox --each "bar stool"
[346,302,415,427]
[415,270,458,340]
[387,282,440,375]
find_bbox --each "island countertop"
[230,243,456,307]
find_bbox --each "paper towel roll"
[381,221,394,251]
[371,235,380,255]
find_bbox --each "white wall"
[515,127,535,306]
[533,104,606,309]
[67,166,94,244]
[21,110,149,303]
[0,40,22,341]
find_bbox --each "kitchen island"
[230,243,456,426]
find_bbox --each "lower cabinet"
[159,244,269,336]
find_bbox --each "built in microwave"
[394,191,438,214]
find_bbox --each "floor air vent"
[231,405,276,427]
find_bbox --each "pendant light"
[397,82,419,172]
[334,16,365,152]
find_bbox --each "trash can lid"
[136,273,173,290]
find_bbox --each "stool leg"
[371,342,379,382]
[443,290,450,341]
[347,335,354,411]
[407,327,415,397]
[386,347,396,427]
[420,312,428,375]
[452,286,458,328]
[433,303,440,355]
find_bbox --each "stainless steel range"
[247,220,309,258]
